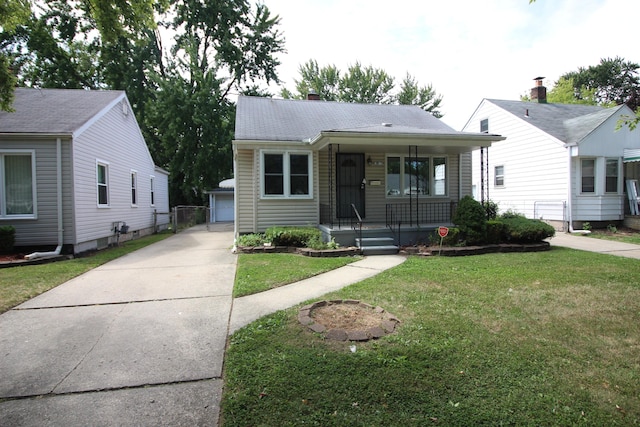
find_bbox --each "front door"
[336,153,365,219]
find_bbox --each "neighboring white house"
[463,79,640,230]
[232,95,504,247]
[0,88,170,254]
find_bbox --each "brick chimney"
[531,77,547,103]
[307,89,320,101]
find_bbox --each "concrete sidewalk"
[0,225,236,426]
[548,232,640,259]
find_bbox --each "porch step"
[356,237,399,255]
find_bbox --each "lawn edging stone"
[403,241,550,257]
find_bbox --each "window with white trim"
[494,165,504,187]
[581,159,595,193]
[97,161,109,206]
[386,155,447,197]
[262,151,312,198]
[150,176,155,206]
[130,170,138,206]
[1,151,36,218]
[480,119,489,133]
[605,158,619,193]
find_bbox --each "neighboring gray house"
[232,95,504,250]
[0,88,170,254]
[463,79,640,230]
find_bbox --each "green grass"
[587,229,640,245]
[234,253,361,297]
[222,248,640,426]
[0,232,172,313]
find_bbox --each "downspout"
[26,138,64,259]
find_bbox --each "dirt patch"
[299,300,400,341]
[312,303,387,331]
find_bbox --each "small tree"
[453,196,487,245]
[0,225,16,253]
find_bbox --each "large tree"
[282,60,444,117]
[0,0,31,111]
[558,57,640,110]
[147,0,284,205]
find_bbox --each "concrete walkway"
[548,231,640,259]
[0,225,236,426]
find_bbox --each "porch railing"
[386,201,457,227]
[350,203,363,245]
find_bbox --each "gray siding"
[0,138,74,247]
[236,149,256,233]
[72,99,163,250]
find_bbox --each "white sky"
[261,0,639,130]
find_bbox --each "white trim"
[0,149,37,219]
[494,164,505,188]
[259,150,313,199]
[74,93,126,138]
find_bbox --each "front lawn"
[234,253,361,297]
[222,248,640,426]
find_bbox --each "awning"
[624,148,640,162]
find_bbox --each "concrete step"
[356,237,395,247]
[360,245,399,256]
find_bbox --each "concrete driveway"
[0,224,236,426]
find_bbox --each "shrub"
[264,226,321,247]
[428,227,462,246]
[237,233,267,247]
[0,225,16,253]
[483,200,499,220]
[453,196,487,245]
[500,214,555,243]
[485,220,506,244]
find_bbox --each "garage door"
[214,195,234,222]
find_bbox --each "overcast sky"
[261,0,639,130]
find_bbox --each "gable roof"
[486,99,605,143]
[0,88,125,135]
[235,96,464,142]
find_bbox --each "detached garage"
[207,178,235,223]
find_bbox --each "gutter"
[26,138,64,259]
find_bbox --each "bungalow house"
[463,78,640,231]
[0,88,170,255]
[232,95,504,251]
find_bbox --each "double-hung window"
[1,151,36,218]
[97,161,109,206]
[150,176,155,206]
[130,170,138,206]
[581,159,595,193]
[605,158,619,193]
[494,165,505,187]
[386,155,447,197]
[262,151,312,198]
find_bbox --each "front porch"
[319,201,457,247]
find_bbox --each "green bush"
[483,200,499,220]
[486,220,506,244]
[237,233,267,247]
[0,225,16,253]
[453,196,487,245]
[500,213,555,243]
[264,226,321,248]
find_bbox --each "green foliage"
[429,227,461,246]
[582,221,592,231]
[485,220,506,244]
[559,57,640,110]
[282,60,444,117]
[482,199,499,220]
[237,233,267,247]
[452,195,487,245]
[547,76,598,105]
[607,223,618,233]
[0,225,16,253]
[264,226,321,248]
[499,213,555,243]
